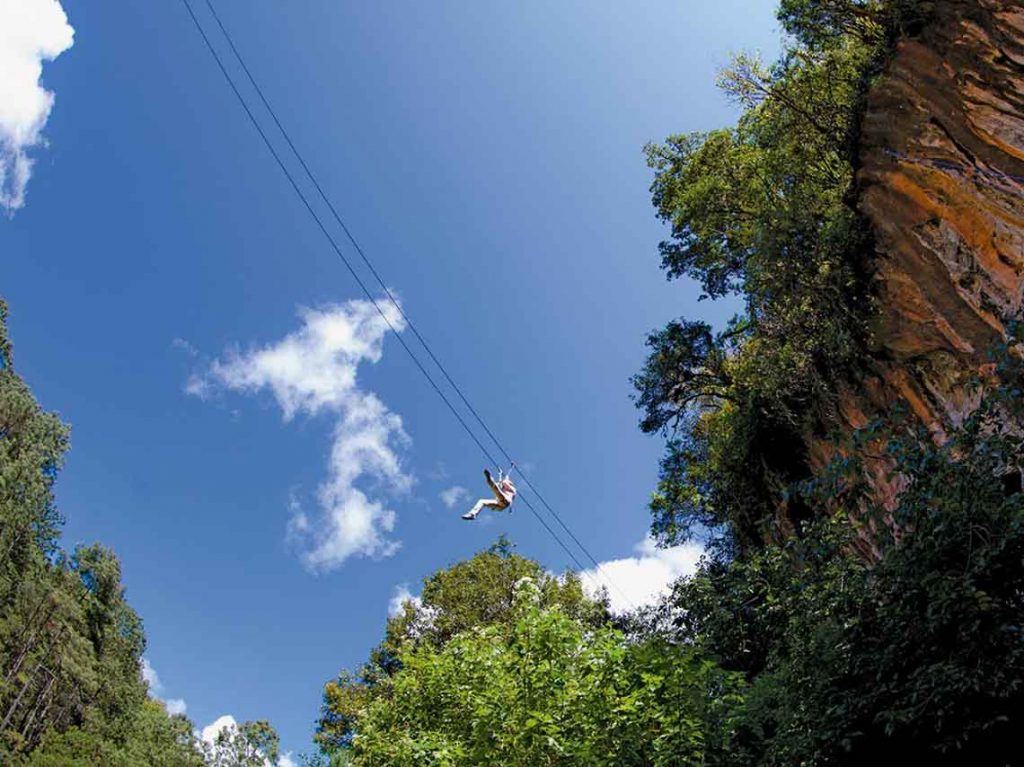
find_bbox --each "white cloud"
[141,657,160,690]
[190,300,412,571]
[426,463,449,481]
[164,698,187,716]
[439,485,468,509]
[581,537,705,614]
[388,583,420,618]
[200,715,287,767]
[387,585,439,640]
[141,657,188,716]
[200,714,237,746]
[0,0,74,211]
[184,372,210,399]
[172,337,199,357]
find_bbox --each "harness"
[500,479,517,503]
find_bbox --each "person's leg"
[462,498,504,520]
[485,475,515,506]
[485,470,503,498]
[463,499,487,520]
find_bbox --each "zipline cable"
[180,0,632,604]
[196,0,636,610]
[178,0,589,579]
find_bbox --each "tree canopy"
[315,538,609,757]
[315,545,742,766]
[634,0,934,553]
[0,302,281,764]
[349,579,740,767]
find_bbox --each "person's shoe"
[484,468,494,483]
[462,512,476,521]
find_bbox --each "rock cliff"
[810,0,1024,513]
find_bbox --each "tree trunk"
[4,596,56,685]
[19,664,54,744]
[1,660,40,733]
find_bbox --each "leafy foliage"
[346,578,743,767]
[315,538,608,757]
[629,2,1024,761]
[777,0,934,51]
[21,701,205,767]
[632,1,937,550]
[654,337,1024,763]
[0,299,280,765]
[202,719,281,767]
[324,365,1024,764]
[383,536,606,655]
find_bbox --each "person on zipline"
[462,467,517,520]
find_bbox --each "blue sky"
[2,0,780,757]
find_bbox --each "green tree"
[383,536,606,654]
[0,298,68,592]
[0,300,222,764]
[633,0,933,551]
[349,578,742,767]
[316,538,607,757]
[203,719,281,767]
[657,339,1024,763]
[23,701,205,767]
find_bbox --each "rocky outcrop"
[811,0,1024,511]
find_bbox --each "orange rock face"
[814,0,1024,510]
